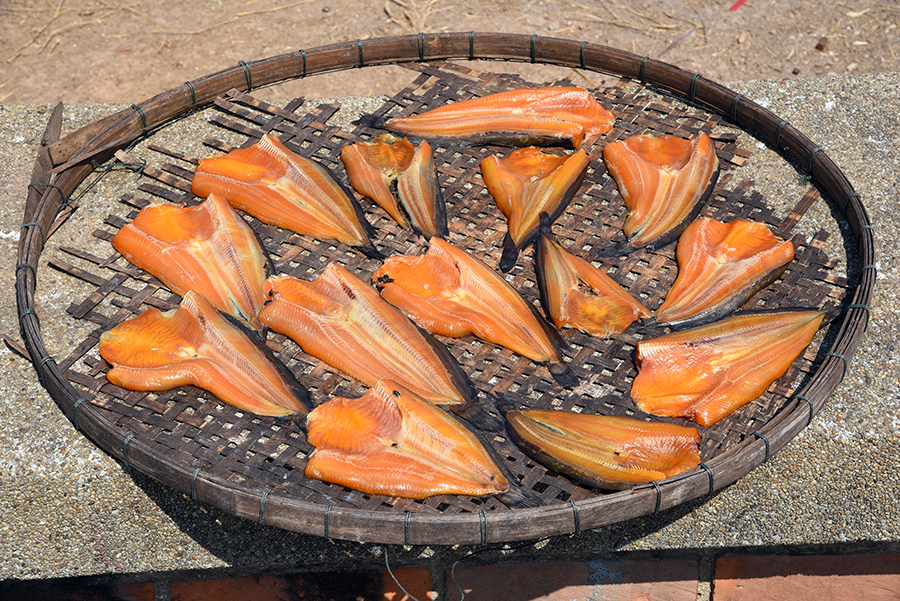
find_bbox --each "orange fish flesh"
[340,134,448,239]
[481,147,589,271]
[191,134,379,257]
[534,218,650,338]
[655,217,795,328]
[305,381,511,499]
[258,264,477,407]
[603,132,719,250]
[99,291,309,417]
[111,193,268,330]
[632,310,825,427]
[506,408,701,490]
[372,236,576,387]
[384,86,616,149]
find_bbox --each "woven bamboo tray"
[16,33,875,545]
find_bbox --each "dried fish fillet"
[305,381,510,499]
[632,310,825,426]
[506,408,701,490]
[99,291,309,417]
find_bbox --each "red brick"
[447,558,699,600]
[714,553,900,600]
[170,575,295,601]
[379,566,434,600]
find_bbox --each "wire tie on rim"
[184,81,196,105]
[468,31,474,60]
[753,431,771,462]
[299,49,307,77]
[848,303,871,332]
[807,146,823,174]
[825,351,848,382]
[73,397,87,431]
[689,73,702,103]
[479,510,487,545]
[861,264,877,277]
[794,394,814,427]
[19,309,39,331]
[324,503,333,541]
[579,40,587,69]
[122,433,134,469]
[404,511,412,546]
[357,39,364,68]
[191,467,201,501]
[16,263,37,280]
[20,222,46,245]
[570,500,581,534]
[639,55,649,84]
[417,32,425,62]
[651,481,662,513]
[130,104,147,130]
[530,34,537,63]
[699,463,715,495]
[259,489,271,525]
[775,120,788,149]
[730,93,743,122]
[239,60,252,90]
[37,355,55,386]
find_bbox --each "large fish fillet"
[340,134,448,239]
[656,217,795,328]
[481,147,589,271]
[535,218,650,338]
[191,134,380,257]
[384,86,616,148]
[632,310,825,426]
[506,408,701,490]
[258,264,477,407]
[111,193,268,330]
[372,236,576,387]
[603,132,719,250]
[305,381,510,499]
[99,291,309,417]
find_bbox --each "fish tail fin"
[450,393,505,435]
[548,360,579,388]
[356,113,387,130]
[497,485,544,509]
[355,241,385,260]
[498,235,519,272]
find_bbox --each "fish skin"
[480,147,589,272]
[258,264,478,408]
[372,236,577,387]
[506,408,701,490]
[111,193,269,330]
[99,291,309,417]
[384,86,616,148]
[304,380,511,499]
[341,134,448,239]
[191,134,380,257]
[603,132,719,250]
[632,310,826,427]
[535,215,651,338]
[655,217,795,328]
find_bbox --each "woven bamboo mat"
[49,62,848,517]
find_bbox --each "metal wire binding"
[73,397,87,432]
[259,489,271,524]
[130,103,147,130]
[357,39,364,68]
[468,31,474,60]
[479,510,487,545]
[417,32,425,62]
[848,303,871,333]
[239,60,252,90]
[18,309,39,333]
[794,394,814,427]
[299,49,307,77]
[807,146,823,174]
[16,263,37,280]
[530,34,537,63]
[731,93,744,122]
[28,182,68,213]
[825,351,848,382]
[753,431,771,462]
[699,463,715,495]
[579,40,587,69]
[651,481,662,513]
[404,511,412,546]
[20,222,46,246]
[184,80,196,105]
[122,433,135,469]
[570,500,581,534]
[689,73,702,103]
[775,120,788,149]
[324,503,333,541]
[191,467,201,501]
[639,56,649,84]
[37,355,55,387]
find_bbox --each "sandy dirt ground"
[1,0,898,105]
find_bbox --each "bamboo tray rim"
[15,31,876,546]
